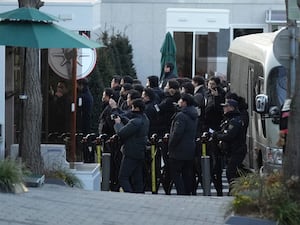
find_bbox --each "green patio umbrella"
[0,8,101,49]
[0,7,103,165]
[160,32,177,81]
[0,7,58,23]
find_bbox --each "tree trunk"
[20,48,44,173]
[18,0,44,174]
[283,0,300,192]
[19,0,44,8]
[284,58,300,181]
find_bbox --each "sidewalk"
[0,184,233,225]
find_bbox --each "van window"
[267,66,287,107]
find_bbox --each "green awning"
[0,7,103,49]
[0,7,58,23]
[0,21,102,49]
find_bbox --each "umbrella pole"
[70,48,77,168]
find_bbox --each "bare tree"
[18,0,44,174]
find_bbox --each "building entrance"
[166,8,230,78]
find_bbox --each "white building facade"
[100,0,286,83]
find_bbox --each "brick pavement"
[0,184,233,225]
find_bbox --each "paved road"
[157,169,229,196]
[0,184,233,225]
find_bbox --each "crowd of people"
[97,63,249,196]
[49,62,249,196]
[48,78,94,136]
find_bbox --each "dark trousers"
[226,152,246,194]
[207,141,224,196]
[211,153,224,196]
[118,156,144,193]
[169,158,194,195]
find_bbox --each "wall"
[100,1,285,84]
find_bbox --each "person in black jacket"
[154,79,181,137]
[49,80,71,134]
[212,99,247,195]
[192,75,207,135]
[113,99,150,193]
[160,62,177,89]
[98,88,116,137]
[142,88,162,137]
[225,92,249,139]
[110,75,122,102]
[146,75,164,103]
[205,77,225,131]
[77,78,93,135]
[168,93,198,195]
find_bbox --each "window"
[174,29,229,78]
[174,32,193,78]
[267,66,287,107]
[233,28,263,39]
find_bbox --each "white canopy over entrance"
[167,8,230,33]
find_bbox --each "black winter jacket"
[205,87,225,131]
[213,110,247,157]
[156,91,181,135]
[114,112,150,160]
[168,106,198,160]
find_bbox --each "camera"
[110,114,119,120]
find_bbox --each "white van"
[227,29,288,172]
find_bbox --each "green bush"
[275,200,300,225]
[89,30,137,133]
[231,171,300,225]
[0,159,25,193]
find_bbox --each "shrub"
[0,159,25,193]
[231,171,300,225]
[45,169,83,188]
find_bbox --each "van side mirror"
[255,94,269,113]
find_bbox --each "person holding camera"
[113,99,150,193]
[205,76,225,131]
[203,76,226,196]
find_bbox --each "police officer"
[212,99,247,195]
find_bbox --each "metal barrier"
[75,133,84,161]
[94,134,108,166]
[105,134,122,192]
[46,131,216,195]
[81,133,97,163]
[200,132,211,196]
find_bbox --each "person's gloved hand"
[212,131,218,140]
